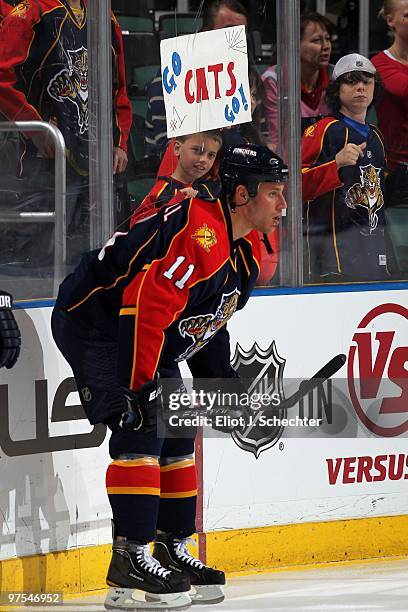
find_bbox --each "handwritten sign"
[161,26,251,137]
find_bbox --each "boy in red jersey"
[131,130,223,227]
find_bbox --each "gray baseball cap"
[332,53,376,80]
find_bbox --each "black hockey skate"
[104,540,192,611]
[153,534,225,605]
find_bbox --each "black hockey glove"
[119,376,162,434]
[0,291,21,369]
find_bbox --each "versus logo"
[327,453,408,485]
[348,303,408,437]
[230,341,286,458]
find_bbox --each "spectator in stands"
[0,0,132,269]
[131,130,223,227]
[301,54,387,283]
[144,0,248,159]
[262,11,334,149]
[223,67,270,149]
[372,0,408,207]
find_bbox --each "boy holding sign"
[131,130,223,226]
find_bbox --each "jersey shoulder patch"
[186,198,230,262]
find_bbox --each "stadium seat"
[121,32,160,87]
[366,106,378,126]
[127,176,157,209]
[131,97,149,118]
[129,114,147,162]
[116,15,155,33]
[247,31,263,63]
[254,63,269,76]
[385,207,408,274]
[158,13,202,38]
[131,65,160,96]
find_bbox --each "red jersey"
[301,118,343,202]
[301,115,387,281]
[371,50,408,170]
[56,196,261,390]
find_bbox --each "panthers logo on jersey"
[47,46,88,135]
[177,290,240,361]
[345,164,384,231]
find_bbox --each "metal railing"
[277,0,303,288]
[0,121,66,294]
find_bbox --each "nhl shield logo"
[231,342,286,458]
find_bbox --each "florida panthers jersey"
[302,114,387,282]
[0,0,131,173]
[130,175,221,228]
[56,197,261,390]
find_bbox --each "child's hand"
[335,142,366,169]
[180,187,198,199]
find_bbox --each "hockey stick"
[276,353,347,411]
[160,354,347,434]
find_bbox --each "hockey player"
[51,143,288,610]
[301,54,387,283]
[0,291,21,369]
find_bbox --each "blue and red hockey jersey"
[301,114,387,282]
[56,196,261,390]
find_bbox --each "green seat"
[159,14,202,38]
[127,176,157,208]
[254,63,269,76]
[129,114,146,162]
[366,106,378,126]
[385,206,408,274]
[116,15,155,33]
[131,65,160,95]
[131,97,148,118]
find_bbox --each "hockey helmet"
[219,144,288,199]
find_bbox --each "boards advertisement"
[0,289,407,558]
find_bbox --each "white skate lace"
[174,538,205,569]
[136,544,171,577]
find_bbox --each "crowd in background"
[0,0,407,298]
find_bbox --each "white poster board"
[160,26,251,138]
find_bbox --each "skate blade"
[105,587,192,611]
[190,584,225,605]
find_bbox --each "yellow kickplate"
[205,515,408,573]
[1,517,407,593]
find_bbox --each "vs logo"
[348,303,408,436]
